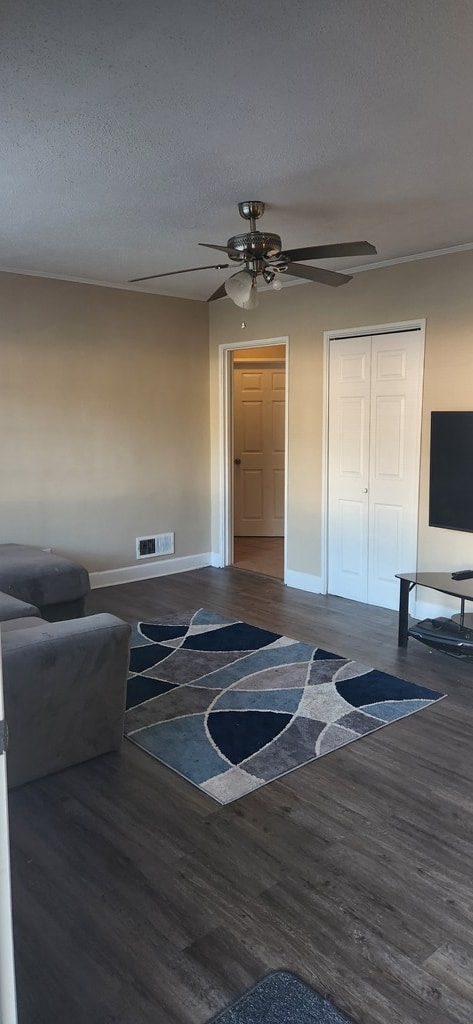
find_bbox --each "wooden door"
[233,363,285,536]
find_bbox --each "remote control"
[451,570,473,580]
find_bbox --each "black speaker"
[408,616,473,656]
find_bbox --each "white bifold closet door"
[327,331,423,610]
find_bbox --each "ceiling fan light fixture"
[224,270,258,309]
[129,201,376,298]
[242,281,259,309]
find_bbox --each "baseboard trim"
[414,595,465,621]
[90,552,213,589]
[284,570,323,594]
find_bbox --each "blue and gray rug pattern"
[125,608,444,804]
[207,971,355,1023]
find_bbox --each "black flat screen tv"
[429,411,473,532]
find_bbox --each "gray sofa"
[0,543,90,621]
[0,547,131,789]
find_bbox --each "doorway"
[232,345,286,579]
[217,336,288,581]
[324,323,425,610]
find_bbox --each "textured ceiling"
[2,0,473,300]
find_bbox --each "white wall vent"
[136,533,175,559]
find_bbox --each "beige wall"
[209,250,473,583]
[1,273,210,572]
[4,250,473,587]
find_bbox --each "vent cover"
[136,533,175,559]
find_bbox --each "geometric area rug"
[125,608,445,805]
[206,971,356,1023]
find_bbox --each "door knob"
[362,487,368,493]
[234,458,241,465]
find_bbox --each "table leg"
[398,578,411,647]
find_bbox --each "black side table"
[395,571,473,647]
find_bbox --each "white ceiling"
[2,0,473,300]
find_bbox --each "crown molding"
[347,240,473,275]
[1,239,473,296]
[0,265,203,299]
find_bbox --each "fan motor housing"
[227,231,282,261]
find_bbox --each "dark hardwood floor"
[9,568,473,1024]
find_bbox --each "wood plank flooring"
[8,567,473,1024]
[233,536,284,580]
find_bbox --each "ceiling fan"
[129,201,377,308]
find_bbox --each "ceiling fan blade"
[129,263,229,284]
[282,241,377,263]
[285,263,352,287]
[207,282,228,302]
[199,242,246,259]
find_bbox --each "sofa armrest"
[0,590,40,622]
[1,613,131,788]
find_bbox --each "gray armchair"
[1,613,131,788]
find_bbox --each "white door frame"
[321,318,426,596]
[0,631,18,1024]
[217,336,289,577]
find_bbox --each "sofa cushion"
[1,616,43,633]
[0,544,90,609]
[0,591,40,622]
